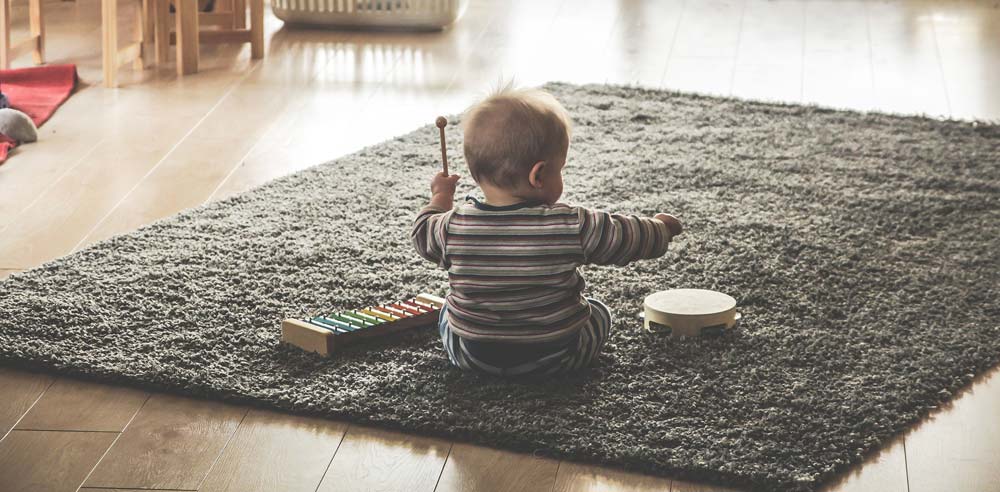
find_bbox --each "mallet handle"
[436,116,449,176]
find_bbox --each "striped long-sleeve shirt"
[412,197,673,343]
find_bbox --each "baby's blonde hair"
[462,83,572,188]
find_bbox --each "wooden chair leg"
[139,0,155,67]
[0,0,46,68]
[249,0,262,59]
[0,0,10,70]
[175,0,198,75]
[154,0,170,64]
[29,0,43,64]
[133,0,147,69]
[102,0,118,87]
[234,0,245,29]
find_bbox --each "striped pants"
[439,299,612,377]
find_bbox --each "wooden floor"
[1,0,999,490]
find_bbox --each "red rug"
[0,134,15,161]
[0,64,78,163]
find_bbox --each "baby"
[412,86,683,377]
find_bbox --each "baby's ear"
[528,160,546,189]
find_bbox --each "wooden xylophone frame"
[281,293,446,356]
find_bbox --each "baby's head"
[462,85,572,205]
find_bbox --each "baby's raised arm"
[578,208,682,266]
[411,172,460,268]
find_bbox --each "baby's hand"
[431,171,460,198]
[654,213,683,237]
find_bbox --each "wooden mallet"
[435,116,449,176]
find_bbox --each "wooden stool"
[102,0,154,87]
[158,0,264,76]
[0,0,44,69]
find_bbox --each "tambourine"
[642,289,741,337]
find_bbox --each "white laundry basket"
[272,0,468,30]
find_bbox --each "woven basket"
[272,0,468,30]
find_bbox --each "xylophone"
[281,293,446,356]
[283,118,454,356]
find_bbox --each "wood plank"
[801,0,876,112]
[83,393,246,490]
[77,84,312,247]
[821,438,907,492]
[904,366,1000,492]
[434,443,560,492]
[737,0,803,66]
[208,82,472,202]
[0,133,194,267]
[552,461,672,492]
[731,0,803,102]
[731,63,802,103]
[602,0,683,87]
[0,368,54,437]
[198,409,348,492]
[930,1,1000,120]
[235,28,362,89]
[865,0,949,117]
[670,479,744,492]
[316,425,450,492]
[15,377,149,432]
[0,84,244,268]
[0,430,117,491]
[205,85,380,201]
[61,28,343,250]
[663,57,737,97]
[0,88,146,232]
[670,0,744,59]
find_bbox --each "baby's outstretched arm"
[579,208,682,266]
[411,172,460,268]
[654,213,684,237]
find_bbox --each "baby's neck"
[480,182,537,207]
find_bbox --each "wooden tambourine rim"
[642,289,740,337]
[643,289,736,316]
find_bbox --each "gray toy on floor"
[0,108,38,143]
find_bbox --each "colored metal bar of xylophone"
[281,293,446,356]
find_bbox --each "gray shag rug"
[2,83,998,491]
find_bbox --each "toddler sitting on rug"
[411,86,683,376]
